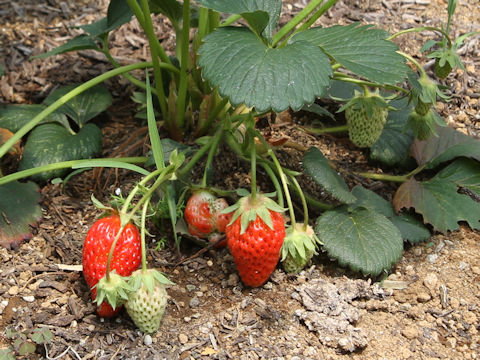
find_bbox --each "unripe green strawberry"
[414,100,431,116]
[434,58,452,79]
[407,109,435,140]
[125,269,172,334]
[281,224,319,274]
[345,98,388,148]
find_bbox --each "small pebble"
[8,285,19,296]
[417,292,431,303]
[189,297,200,308]
[71,320,77,328]
[459,262,470,271]
[22,295,35,303]
[402,326,419,340]
[206,260,213,267]
[471,266,480,275]
[88,325,95,331]
[179,333,188,344]
[144,335,152,346]
[186,284,196,292]
[426,254,438,264]
[184,316,191,322]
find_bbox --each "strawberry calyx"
[128,268,174,294]
[223,193,285,235]
[281,224,320,262]
[93,270,131,310]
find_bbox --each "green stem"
[140,199,150,272]
[0,157,148,186]
[140,0,168,121]
[259,162,284,208]
[269,149,296,227]
[120,167,167,215]
[177,139,215,178]
[289,176,309,229]
[208,9,220,32]
[105,223,127,281]
[198,7,209,41]
[101,37,151,93]
[176,0,191,129]
[290,0,339,40]
[201,128,223,187]
[397,51,427,77]
[220,14,241,27]
[387,26,452,47]
[196,96,229,136]
[302,124,348,134]
[353,171,408,183]
[333,72,409,94]
[250,130,257,202]
[127,0,171,64]
[272,0,324,47]
[0,62,154,160]
[300,191,333,211]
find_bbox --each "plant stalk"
[272,0,324,47]
[302,124,348,134]
[139,0,168,121]
[201,128,223,187]
[176,0,191,129]
[387,26,452,47]
[269,149,296,227]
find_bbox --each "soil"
[1,0,480,359]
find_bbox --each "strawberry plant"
[0,0,478,322]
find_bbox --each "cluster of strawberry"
[82,189,317,334]
[82,215,170,333]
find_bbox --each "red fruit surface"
[226,210,285,287]
[184,191,216,237]
[184,191,231,246]
[82,215,142,317]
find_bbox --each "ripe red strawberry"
[82,214,142,317]
[225,194,285,287]
[184,190,231,247]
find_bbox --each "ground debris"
[294,277,378,352]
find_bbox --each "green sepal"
[338,90,390,119]
[94,271,131,309]
[226,193,286,234]
[128,269,174,295]
[280,224,320,262]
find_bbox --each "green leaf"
[18,342,36,356]
[0,348,16,360]
[292,23,408,84]
[18,123,102,181]
[302,147,356,204]
[80,0,132,37]
[300,103,335,120]
[315,206,403,276]
[0,104,71,132]
[43,85,112,127]
[351,186,430,244]
[31,35,99,59]
[0,63,4,77]
[369,98,414,166]
[198,27,332,112]
[411,125,480,169]
[393,177,480,233]
[145,73,164,169]
[196,0,281,38]
[150,0,183,23]
[435,158,480,196]
[30,328,53,345]
[72,159,149,175]
[0,181,42,249]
